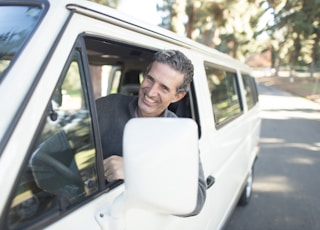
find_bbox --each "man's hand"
[103,155,124,182]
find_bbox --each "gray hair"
[145,50,194,93]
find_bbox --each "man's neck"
[136,107,164,118]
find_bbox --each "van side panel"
[190,57,260,228]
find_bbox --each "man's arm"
[189,159,207,216]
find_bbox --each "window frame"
[77,36,106,191]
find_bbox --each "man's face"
[137,61,186,117]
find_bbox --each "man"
[96,49,206,216]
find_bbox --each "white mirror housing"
[123,118,199,216]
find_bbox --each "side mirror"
[97,118,199,230]
[123,118,199,215]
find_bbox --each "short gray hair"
[145,50,194,93]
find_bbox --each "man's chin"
[139,109,155,117]
[138,106,161,117]
[138,101,163,117]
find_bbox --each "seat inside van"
[119,70,141,96]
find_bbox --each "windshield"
[0,5,44,81]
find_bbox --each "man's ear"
[172,92,186,103]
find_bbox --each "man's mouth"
[142,94,157,106]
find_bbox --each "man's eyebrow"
[145,74,154,81]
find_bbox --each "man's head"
[138,50,194,117]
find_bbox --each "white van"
[0,0,261,229]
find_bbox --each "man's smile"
[142,93,158,106]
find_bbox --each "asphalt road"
[225,83,320,230]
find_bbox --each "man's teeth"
[145,96,156,103]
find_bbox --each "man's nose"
[147,83,158,97]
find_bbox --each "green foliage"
[87,0,319,73]
[89,0,119,8]
[260,0,320,73]
[158,0,269,62]
[157,0,319,73]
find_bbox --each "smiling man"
[138,59,186,117]
[96,49,206,216]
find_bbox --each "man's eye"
[161,85,169,92]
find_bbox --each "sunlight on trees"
[89,0,319,76]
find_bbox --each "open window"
[84,37,152,99]
[84,36,198,120]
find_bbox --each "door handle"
[206,176,215,189]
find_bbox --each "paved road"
[225,83,320,230]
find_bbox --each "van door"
[195,63,250,228]
[3,41,108,229]
[2,27,201,230]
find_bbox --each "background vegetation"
[90,0,320,77]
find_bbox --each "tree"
[89,0,119,8]
[158,0,267,62]
[260,0,320,76]
[158,0,186,35]
[90,0,320,75]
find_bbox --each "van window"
[242,74,259,109]
[84,37,196,120]
[205,65,242,127]
[0,4,44,81]
[6,51,98,229]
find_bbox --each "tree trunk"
[186,3,194,38]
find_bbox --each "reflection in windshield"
[0,5,43,81]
